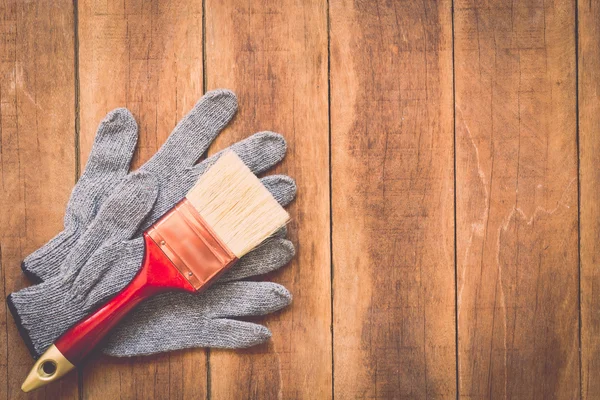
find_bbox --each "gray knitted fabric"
[104,281,291,355]
[7,173,294,356]
[9,89,296,358]
[23,89,286,282]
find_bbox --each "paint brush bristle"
[186,151,290,258]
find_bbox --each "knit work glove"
[8,90,296,357]
[22,89,288,282]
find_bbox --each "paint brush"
[21,151,290,392]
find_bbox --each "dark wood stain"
[455,0,579,398]
[331,0,455,398]
[0,0,596,398]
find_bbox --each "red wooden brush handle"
[54,234,196,365]
[22,202,237,392]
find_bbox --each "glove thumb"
[61,171,158,286]
[92,171,159,241]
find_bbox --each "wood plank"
[0,0,77,398]
[579,1,600,398]
[330,0,455,398]
[77,0,205,398]
[204,0,331,398]
[455,0,579,398]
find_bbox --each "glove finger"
[142,89,237,174]
[201,282,292,319]
[260,175,296,207]
[66,109,139,223]
[81,108,138,181]
[61,172,158,281]
[103,318,272,356]
[194,131,287,177]
[204,319,272,348]
[220,238,295,282]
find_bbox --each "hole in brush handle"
[21,345,76,392]
[39,360,57,377]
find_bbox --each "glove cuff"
[6,293,40,358]
[7,278,86,358]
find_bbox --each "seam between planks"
[74,0,81,182]
[73,0,84,398]
[451,0,459,398]
[201,1,211,399]
[202,0,208,99]
[326,0,334,399]
[575,0,583,398]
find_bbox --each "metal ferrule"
[146,198,237,291]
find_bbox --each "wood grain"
[0,0,77,398]
[77,0,205,398]
[455,0,579,398]
[204,0,331,398]
[1,0,591,398]
[579,1,600,398]
[330,0,455,398]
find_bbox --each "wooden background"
[0,0,597,398]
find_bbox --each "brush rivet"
[188,272,193,276]
[160,240,166,246]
